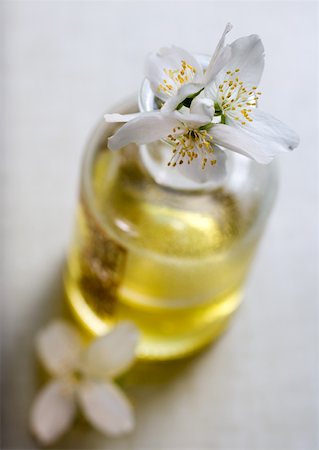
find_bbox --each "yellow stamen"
[217,68,261,124]
[167,128,218,170]
[157,59,197,96]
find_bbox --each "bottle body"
[64,100,278,360]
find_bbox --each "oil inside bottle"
[65,142,263,360]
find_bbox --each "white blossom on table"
[30,320,139,445]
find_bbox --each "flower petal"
[203,23,233,84]
[78,380,134,437]
[216,34,265,88]
[226,108,300,152]
[189,96,215,119]
[177,144,227,184]
[30,379,76,446]
[172,109,212,128]
[107,112,180,150]
[161,82,205,112]
[104,112,140,123]
[145,45,203,101]
[140,142,218,190]
[35,320,85,377]
[212,123,277,164]
[78,321,139,379]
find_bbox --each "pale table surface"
[1,1,318,449]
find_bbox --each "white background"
[1,1,318,449]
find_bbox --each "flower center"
[157,60,197,96]
[217,68,261,125]
[167,127,216,169]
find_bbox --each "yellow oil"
[65,145,259,360]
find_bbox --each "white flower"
[145,23,233,112]
[105,97,228,183]
[104,26,300,185]
[30,320,139,445]
[203,34,299,161]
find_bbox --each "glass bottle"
[64,61,278,361]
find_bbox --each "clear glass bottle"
[64,92,278,360]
